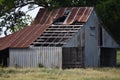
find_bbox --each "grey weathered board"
[62,47,84,68]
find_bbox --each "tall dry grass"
[117,50,120,67]
[0,68,120,80]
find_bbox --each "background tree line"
[0,0,120,44]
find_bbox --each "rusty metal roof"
[0,7,93,50]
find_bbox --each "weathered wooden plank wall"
[62,47,84,69]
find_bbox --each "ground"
[117,49,120,67]
[0,50,120,80]
[0,68,120,80]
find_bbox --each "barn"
[0,7,119,68]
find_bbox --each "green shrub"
[38,63,44,68]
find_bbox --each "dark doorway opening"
[0,49,9,67]
[100,48,116,67]
[62,47,84,69]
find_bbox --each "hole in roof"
[53,10,71,25]
[71,20,85,25]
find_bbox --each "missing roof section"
[53,10,71,25]
[71,21,85,25]
[30,25,83,47]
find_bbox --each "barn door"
[62,47,84,69]
[100,48,116,67]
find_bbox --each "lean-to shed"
[0,7,119,68]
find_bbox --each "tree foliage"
[0,0,33,35]
[96,0,120,43]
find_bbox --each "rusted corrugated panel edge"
[80,7,94,22]
[65,7,93,24]
[64,7,78,24]
[0,7,94,51]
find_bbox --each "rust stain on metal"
[22,24,50,47]
[32,9,46,25]
[40,9,50,24]
[14,24,42,47]
[81,7,93,22]
[0,7,93,50]
[39,9,48,24]
[65,7,79,24]
[55,8,66,19]
[11,25,36,47]
[74,7,85,22]
[46,9,59,24]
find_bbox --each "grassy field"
[0,68,120,80]
[117,50,120,67]
[0,50,120,80]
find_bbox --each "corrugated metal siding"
[0,7,93,51]
[9,47,62,68]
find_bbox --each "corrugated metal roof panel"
[32,8,46,25]
[20,24,50,47]
[0,7,93,50]
[46,9,59,24]
[80,7,93,22]
[74,7,85,22]
[65,7,79,24]
[55,8,66,19]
